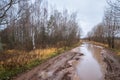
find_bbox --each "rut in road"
[14,42,120,80]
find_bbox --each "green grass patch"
[0,42,81,80]
[0,67,25,80]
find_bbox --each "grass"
[118,51,120,55]
[86,40,120,56]
[0,48,57,80]
[111,49,120,56]
[0,42,81,80]
[87,41,108,48]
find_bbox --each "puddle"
[76,43,106,80]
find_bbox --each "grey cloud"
[48,0,107,37]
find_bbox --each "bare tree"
[0,0,81,51]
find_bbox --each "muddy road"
[14,42,120,80]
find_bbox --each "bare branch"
[0,0,13,18]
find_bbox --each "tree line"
[87,0,120,49]
[0,0,81,51]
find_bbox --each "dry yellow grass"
[0,48,57,69]
[0,42,81,79]
[85,40,120,56]
[33,48,57,59]
[88,41,108,48]
[0,48,63,80]
[117,52,120,56]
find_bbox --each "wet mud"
[14,42,120,80]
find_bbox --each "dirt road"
[14,42,120,80]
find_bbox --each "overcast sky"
[48,0,107,38]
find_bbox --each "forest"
[0,0,81,79]
[0,0,120,80]
[87,0,120,50]
[0,0,81,51]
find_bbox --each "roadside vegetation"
[0,42,81,80]
[0,0,81,80]
[86,0,120,56]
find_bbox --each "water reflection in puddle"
[76,43,106,80]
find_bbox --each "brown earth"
[103,50,120,80]
[13,48,83,80]
[13,42,120,80]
